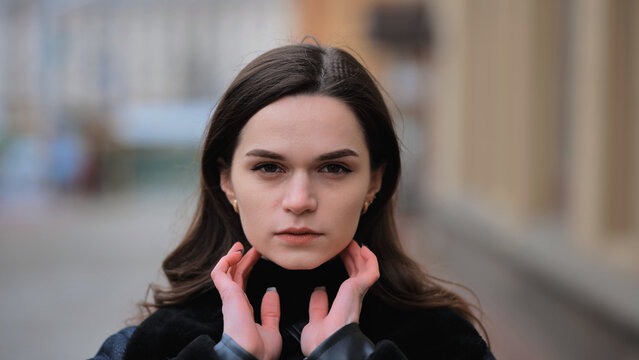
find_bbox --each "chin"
[272,257,328,270]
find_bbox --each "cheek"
[236,192,272,239]
[230,179,268,240]
[324,188,366,239]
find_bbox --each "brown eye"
[319,164,352,174]
[251,163,284,173]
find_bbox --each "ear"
[219,165,236,204]
[366,164,385,200]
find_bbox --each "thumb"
[308,286,329,322]
[260,287,280,330]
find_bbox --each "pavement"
[0,188,193,360]
[399,215,639,360]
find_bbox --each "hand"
[210,242,282,360]
[300,241,380,356]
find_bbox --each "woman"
[92,43,494,360]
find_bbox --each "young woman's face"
[221,95,382,270]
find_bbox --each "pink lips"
[275,227,322,244]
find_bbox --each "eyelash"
[319,163,352,174]
[250,163,352,175]
[251,163,284,174]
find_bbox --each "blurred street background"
[1,0,638,359]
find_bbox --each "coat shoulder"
[91,326,137,360]
[362,302,491,360]
[123,291,223,360]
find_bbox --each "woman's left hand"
[300,240,380,356]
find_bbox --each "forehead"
[235,95,368,157]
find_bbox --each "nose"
[282,172,317,215]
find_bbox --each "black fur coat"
[123,257,493,359]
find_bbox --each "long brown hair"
[143,43,485,336]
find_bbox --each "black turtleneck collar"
[241,256,350,360]
[245,256,349,326]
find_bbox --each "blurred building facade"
[426,0,638,265]
[0,0,295,197]
[422,0,639,332]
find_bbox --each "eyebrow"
[245,148,359,161]
[317,149,359,161]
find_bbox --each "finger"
[359,245,380,286]
[229,241,244,253]
[340,248,356,276]
[345,239,360,254]
[339,240,359,276]
[326,280,362,326]
[212,242,245,274]
[234,247,260,288]
[361,245,378,266]
[211,243,245,292]
[346,241,364,267]
[308,286,329,322]
[260,287,280,330]
[350,242,367,271]
[338,246,379,297]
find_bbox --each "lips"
[276,227,322,235]
[275,227,323,244]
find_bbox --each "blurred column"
[569,0,610,247]
[426,0,466,199]
[426,0,563,227]
[604,0,638,252]
[569,0,638,257]
[0,2,6,131]
[634,1,639,253]
[0,0,52,205]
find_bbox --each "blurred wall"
[426,0,638,258]
[422,0,639,338]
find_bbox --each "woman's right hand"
[210,242,282,360]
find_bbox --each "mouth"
[275,227,323,244]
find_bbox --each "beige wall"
[425,0,638,267]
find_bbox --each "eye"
[251,163,285,174]
[319,163,352,174]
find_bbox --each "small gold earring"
[232,200,239,214]
[362,200,371,215]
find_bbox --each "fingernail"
[266,287,277,292]
[236,249,244,254]
[314,286,326,291]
